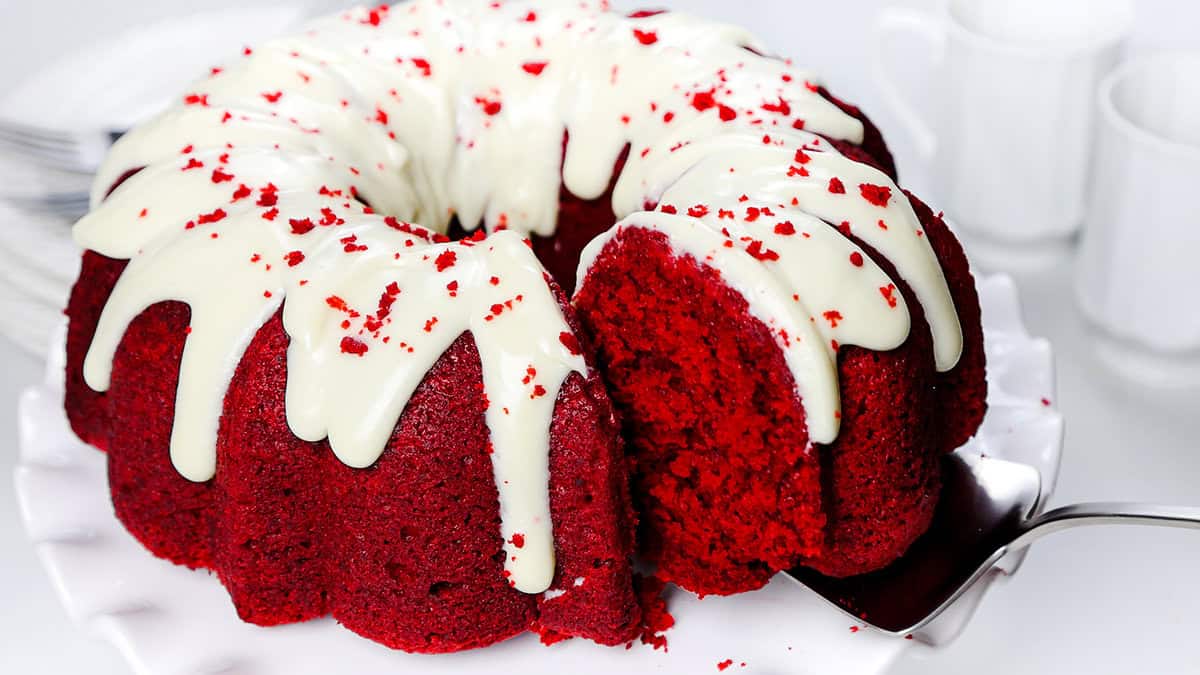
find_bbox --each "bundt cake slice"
[575,132,986,591]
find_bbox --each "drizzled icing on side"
[80,153,584,592]
[75,0,963,593]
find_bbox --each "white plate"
[0,5,309,130]
[0,5,316,359]
[14,274,1060,675]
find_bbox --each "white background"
[0,1,1198,673]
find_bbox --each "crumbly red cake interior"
[572,188,986,590]
[572,226,825,594]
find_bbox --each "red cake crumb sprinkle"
[794,148,811,164]
[718,104,737,121]
[880,283,898,308]
[321,207,344,226]
[745,207,762,222]
[325,295,352,313]
[774,220,795,235]
[762,97,791,115]
[523,10,537,21]
[289,218,316,235]
[509,533,525,548]
[410,57,432,77]
[849,625,860,633]
[261,208,279,221]
[1041,397,1052,406]
[522,61,548,76]
[341,235,368,253]
[489,275,500,286]
[632,28,658,45]
[261,91,283,104]
[537,627,571,646]
[660,204,677,214]
[688,204,709,218]
[859,183,892,207]
[231,184,252,201]
[629,9,666,18]
[197,208,227,225]
[717,660,734,671]
[850,251,864,267]
[284,250,305,267]
[475,96,503,116]
[180,144,194,154]
[339,336,368,356]
[823,310,843,327]
[558,331,582,355]
[211,168,234,183]
[361,4,387,26]
[691,89,716,112]
[182,158,204,171]
[138,208,148,218]
[374,106,389,125]
[434,249,457,271]
[183,93,209,107]
[446,280,459,297]
[745,241,778,261]
[634,574,674,651]
[257,184,279,207]
[424,316,438,332]
[828,177,846,194]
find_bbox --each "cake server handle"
[1009,502,1200,551]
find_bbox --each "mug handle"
[870,7,945,161]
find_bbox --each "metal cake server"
[788,452,1200,636]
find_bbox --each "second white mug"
[872,0,1134,244]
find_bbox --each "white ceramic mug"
[1076,52,1200,385]
[871,0,1133,244]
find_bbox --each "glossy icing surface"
[75,0,962,592]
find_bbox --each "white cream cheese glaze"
[74,0,963,592]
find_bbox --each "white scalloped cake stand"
[15,274,1060,675]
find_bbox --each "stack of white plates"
[0,4,319,358]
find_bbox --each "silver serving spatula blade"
[788,452,1200,636]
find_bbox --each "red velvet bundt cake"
[63,0,985,652]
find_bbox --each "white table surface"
[1,1,1198,673]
